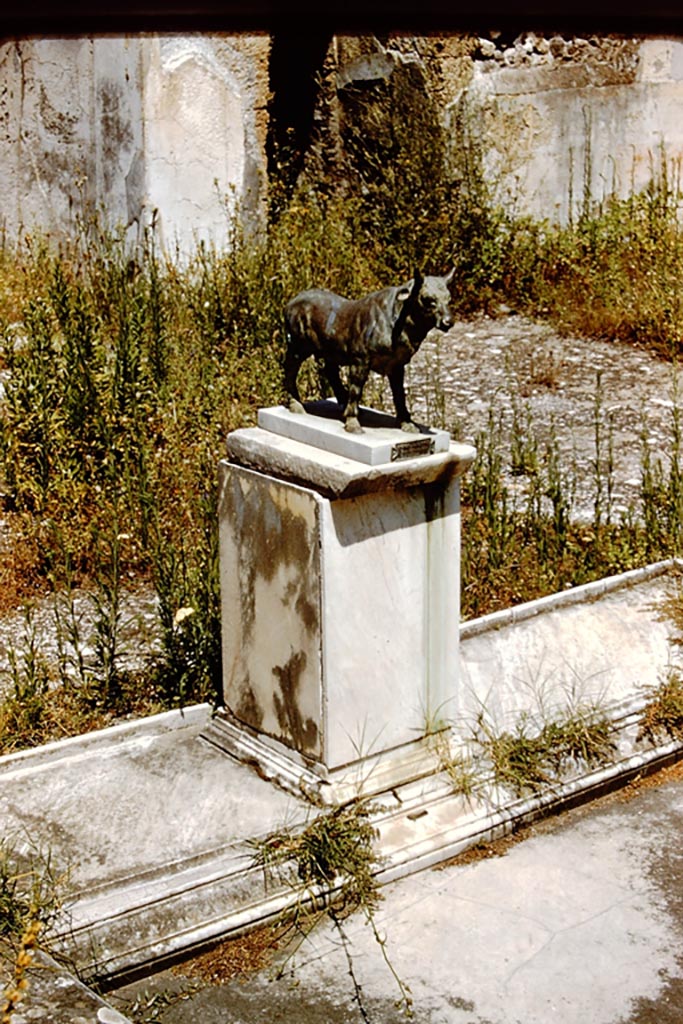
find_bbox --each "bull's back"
[285,289,347,345]
[286,286,396,358]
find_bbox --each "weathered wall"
[0,35,270,252]
[5,32,683,251]
[326,33,683,224]
[454,34,683,222]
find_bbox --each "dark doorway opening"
[267,31,331,215]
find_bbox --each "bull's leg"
[283,341,307,415]
[389,365,419,433]
[343,362,368,433]
[324,362,348,408]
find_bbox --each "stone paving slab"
[114,762,683,1024]
[3,562,683,1016]
[460,559,683,729]
[0,704,307,984]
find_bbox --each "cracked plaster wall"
[0,35,269,252]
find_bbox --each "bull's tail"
[283,312,307,414]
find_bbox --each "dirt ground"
[408,312,679,518]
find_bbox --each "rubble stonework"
[472,32,641,80]
[314,32,683,224]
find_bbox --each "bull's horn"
[444,267,456,286]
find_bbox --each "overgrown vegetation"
[0,201,383,750]
[2,77,683,751]
[458,378,683,619]
[336,61,461,277]
[437,691,615,800]
[251,802,412,1021]
[501,148,683,357]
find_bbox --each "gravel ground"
[0,587,161,699]
[408,312,678,518]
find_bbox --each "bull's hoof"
[344,417,363,434]
[400,420,420,433]
[288,399,306,415]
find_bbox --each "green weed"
[459,380,679,620]
[0,835,64,944]
[502,149,683,353]
[251,802,412,1020]
[437,746,479,800]
[638,669,683,743]
[473,703,615,798]
[1,608,51,749]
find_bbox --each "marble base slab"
[203,709,446,805]
[227,427,475,500]
[258,402,450,466]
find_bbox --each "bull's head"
[417,267,455,332]
[396,268,455,337]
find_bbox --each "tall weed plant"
[460,386,683,619]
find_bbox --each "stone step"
[53,701,683,984]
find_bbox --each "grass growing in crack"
[428,729,480,800]
[473,704,615,798]
[250,802,412,1022]
[638,669,683,744]
[439,750,479,800]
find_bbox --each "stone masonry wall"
[455,34,683,222]
[326,33,683,225]
[0,35,270,253]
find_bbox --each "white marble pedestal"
[204,405,475,803]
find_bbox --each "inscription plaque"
[391,437,436,462]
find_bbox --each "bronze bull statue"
[284,268,455,433]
